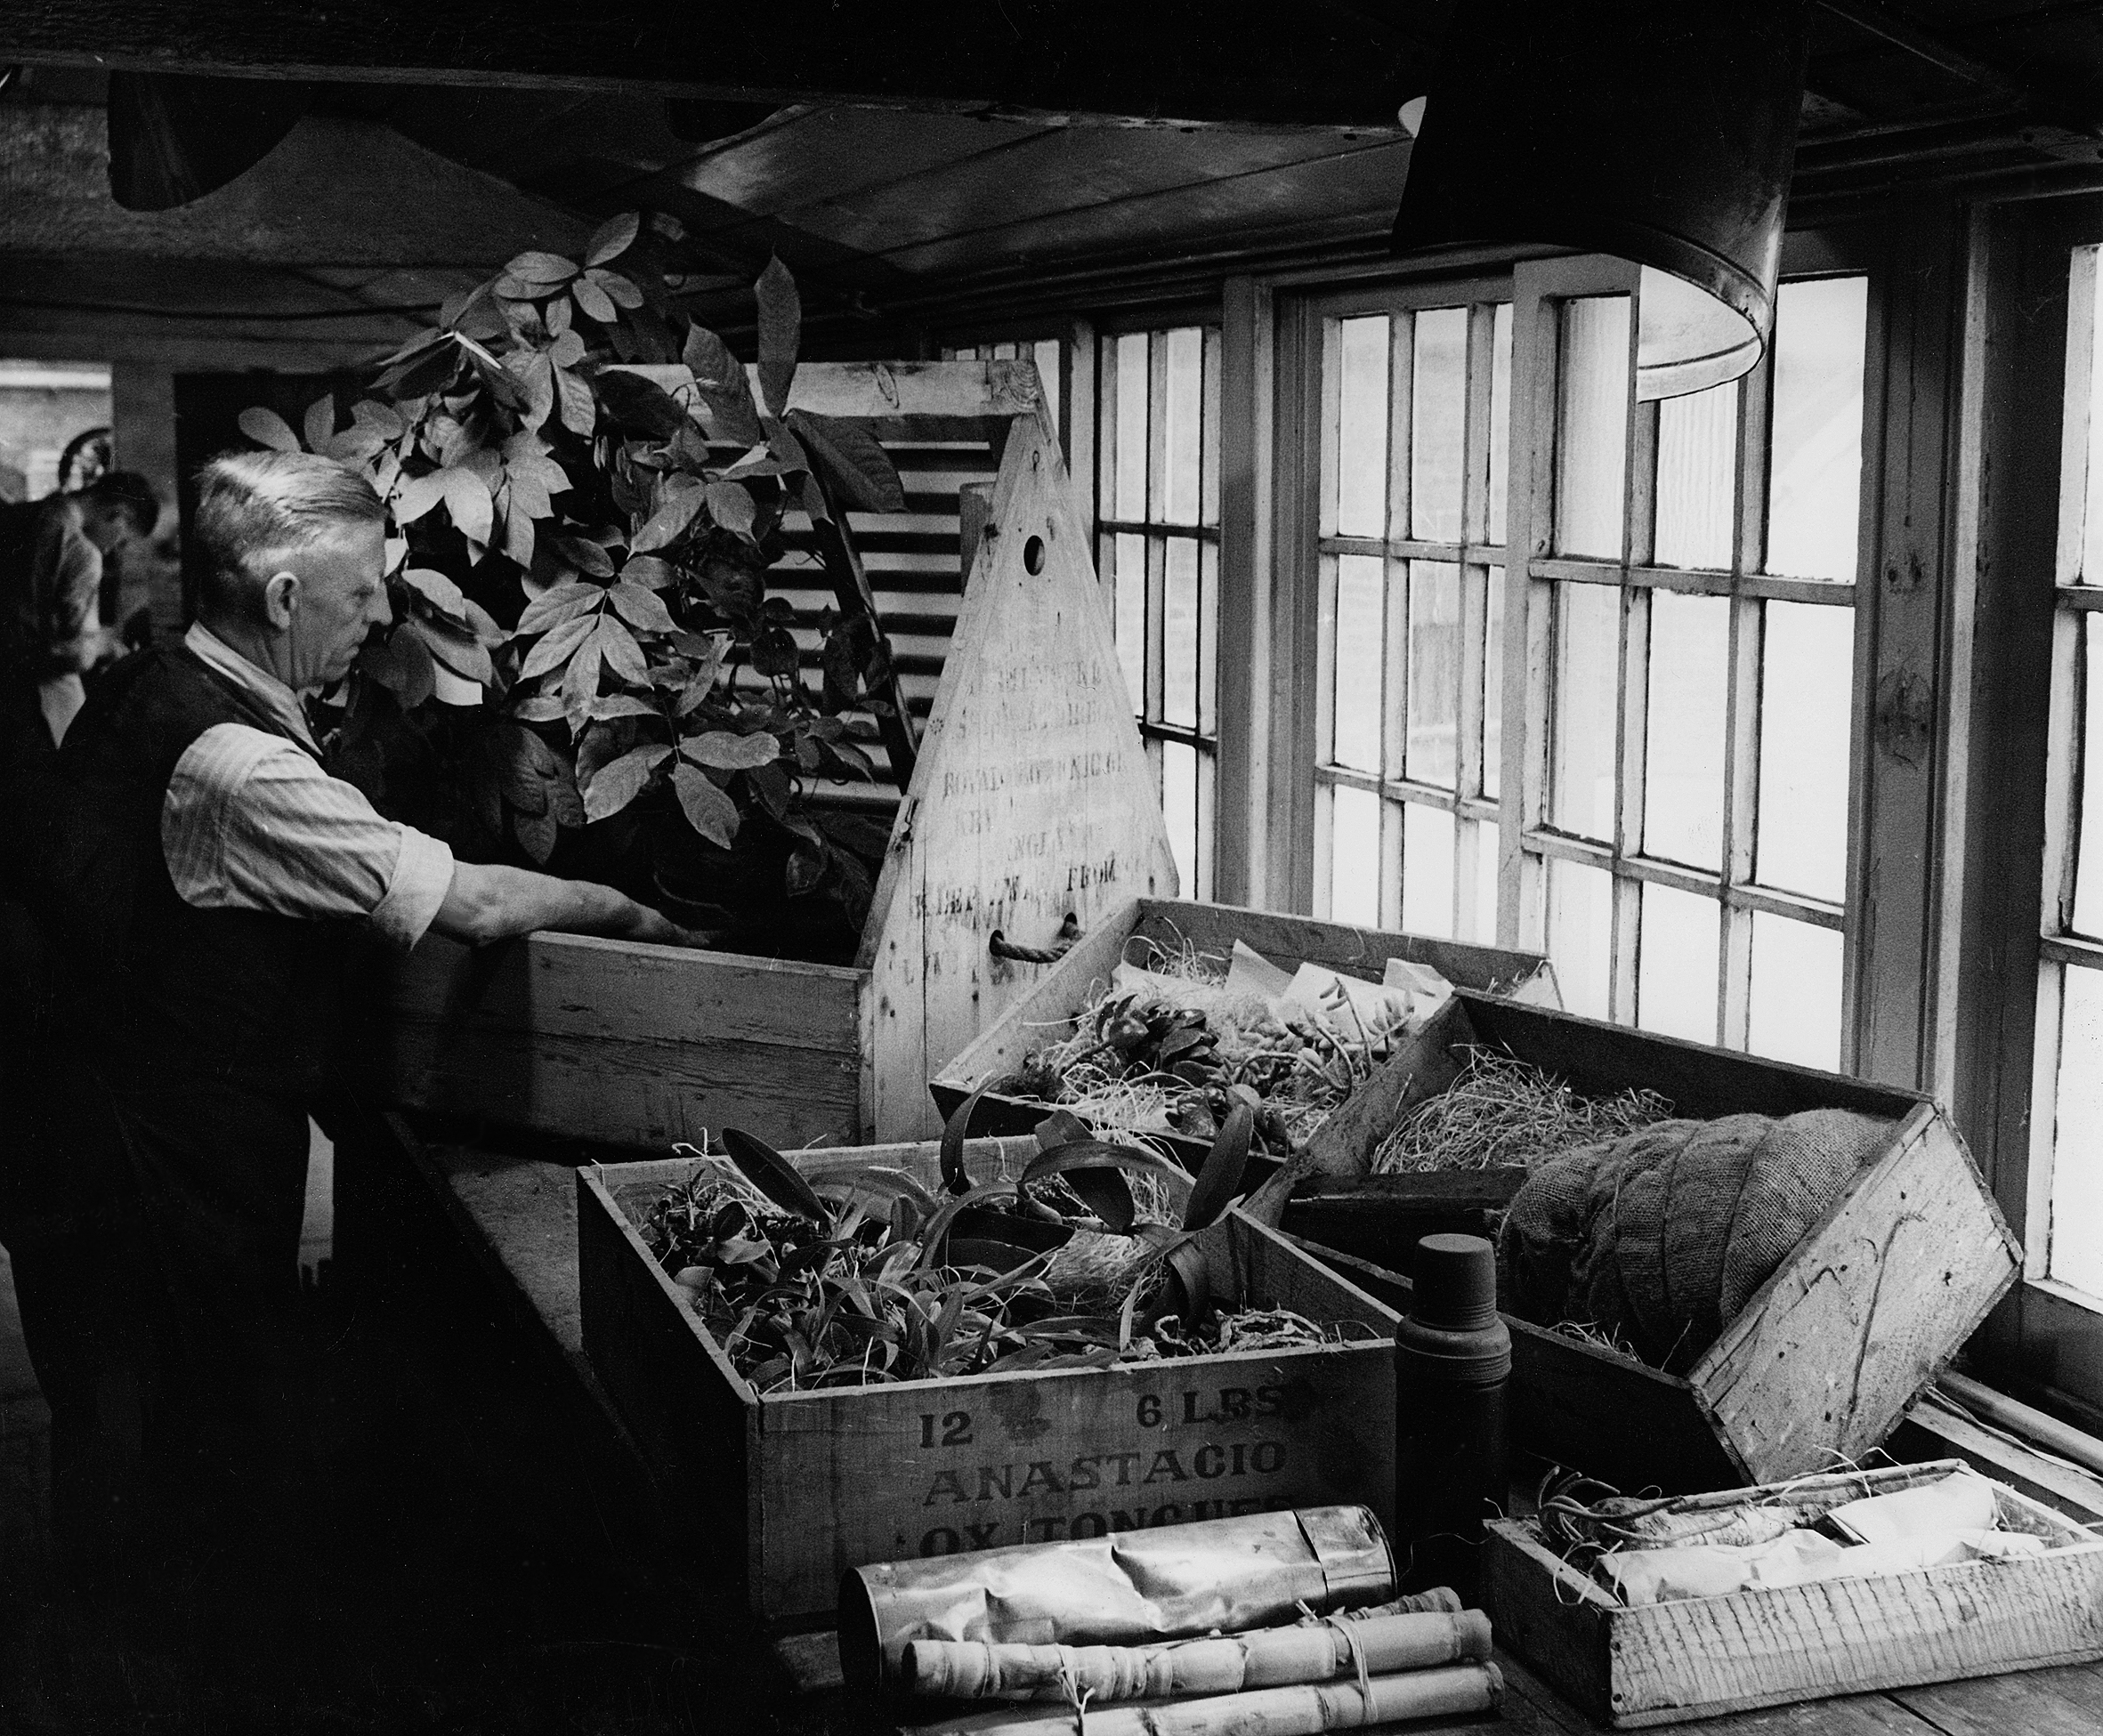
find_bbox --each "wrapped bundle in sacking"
[838,1506,1395,1691]
[902,1607,1492,1701]
[912,1664,1504,1736]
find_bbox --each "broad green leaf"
[441,466,495,547]
[584,743,672,823]
[754,255,800,418]
[594,615,651,685]
[516,581,600,634]
[682,730,780,771]
[570,276,617,325]
[400,566,469,624]
[552,534,615,577]
[360,624,435,707]
[352,400,407,440]
[546,766,586,828]
[408,613,494,685]
[513,692,566,723]
[519,612,596,677]
[464,598,505,647]
[682,324,764,447]
[239,407,301,453]
[784,409,906,513]
[506,250,579,286]
[622,553,676,590]
[506,351,554,433]
[502,488,537,569]
[588,267,645,310]
[608,579,675,634]
[514,807,558,863]
[547,330,586,371]
[675,635,730,714]
[765,419,810,476]
[390,471,447,524]
[751,624,800,678]
[545,294,573,336]
[382,536,408,575]
[507,471,554,521]
[672,763,740,847]
[563,630,604,707]
[705,480,757,537]
[303,395,336,454]
[585,212,641,269]
[630,480,706,553]
[589,694,659,723]
[596,369,690,440]
[555,366,595,437]
[574,720,630,790]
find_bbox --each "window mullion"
[1508,276,1559,949]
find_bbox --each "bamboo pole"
[916,1664,1503,1736]
[902,1610,1493,1701]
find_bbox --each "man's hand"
[610,904,722,949]
[430,860,722,950]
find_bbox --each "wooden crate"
[1486,1463,2103,1725]
[928,896,1558,1169]
[364,362,1177,1151]
[1260,991,2021,1492]
[576,1140,1403,1625]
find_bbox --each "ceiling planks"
[0,0,1436,131]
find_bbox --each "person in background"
[0,472,158,755]
[4,449,703,1581]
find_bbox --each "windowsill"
[1897,1369,2103,1523]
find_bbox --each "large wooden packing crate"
[1485,1461,2103,1725]
[929,895,1558,1170]
[1259,991,2021,1492]
[365,362,1177,1151]
[576,1139,1403,1625]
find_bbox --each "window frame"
[1955,196,2103,1426]
[1296,277,1513,941]
[1501,254,1867,1054]
[1094,320,1226,900]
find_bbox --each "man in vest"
[7,448,698,1570]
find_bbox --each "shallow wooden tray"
[1486,1461,2103,1725]
[929,894,1557,1172]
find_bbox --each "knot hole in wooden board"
[1023,534,1046,575]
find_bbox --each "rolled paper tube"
[839,1506,1396,1691]
[917,1663,1503,1736]
[902,1610,1494,1701]
[1338,1588,1463,1618]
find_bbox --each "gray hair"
[192,448,385,616]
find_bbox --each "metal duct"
[1393,0,1812,400]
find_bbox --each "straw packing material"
[1372,1048,1673,1174]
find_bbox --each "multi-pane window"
[1097,327,1222,899]
[1311,296,1512,943]
[2032,244,2103,1304]
[1520,265,1866,1068]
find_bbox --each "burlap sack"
[1497,1108,1889,1372]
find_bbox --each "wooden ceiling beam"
[0,1,1427,133]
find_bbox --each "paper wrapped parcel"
[837,1506,1396,1691]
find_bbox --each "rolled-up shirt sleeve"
[163,723,457,950]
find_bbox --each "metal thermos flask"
[1393,1232,1510,1602]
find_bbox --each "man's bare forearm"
[429,860,702,948]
